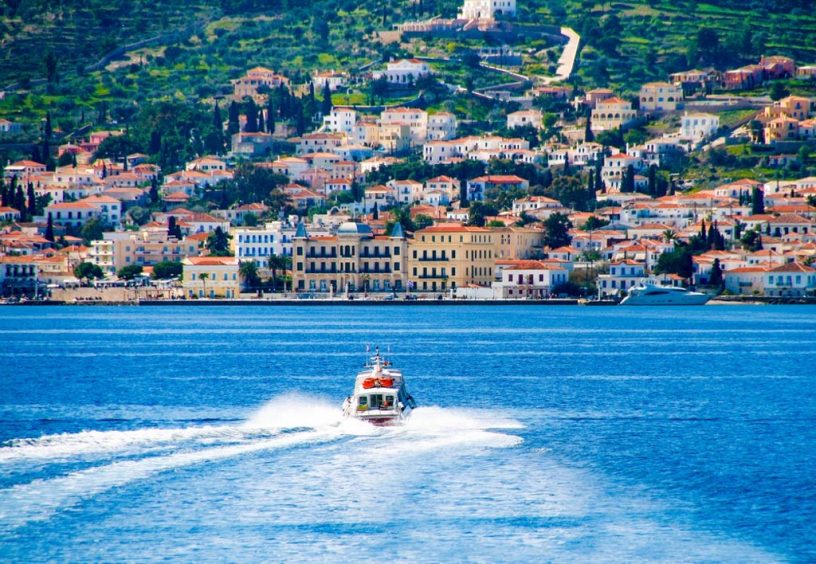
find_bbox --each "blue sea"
[1,305,815,562]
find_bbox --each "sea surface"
[0,305,814,562]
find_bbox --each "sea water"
[0,305,814,561]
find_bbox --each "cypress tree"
[150,176,159,202]
[258,109,266,134]
[213,100,222,132]
[15,186,26,218]
[227,101,240,135]
[309,81,316,105]
[699,219,707,242]
[322,82,332,116]
[587,173,595,201]
[267,105,276,134]
[563,154,571,176]
[622,165,635,193]
[26,183,36,217]
[584,109,594,142]
[751,187,765,215]
[594,160,603,192]
[245,99,258,133]
[45,213,54,242]
[0,183,7,207]
[647,164,657,196]
[710,258,723,287]
[372,202,379,220]
[295,101,306,136]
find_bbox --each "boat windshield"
[365,394,395,410]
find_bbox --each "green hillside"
[1,0,815,135]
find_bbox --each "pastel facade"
[373,59,431,85]
[183,257,240,298]
[639,82,683,112]
[408,225,496,292]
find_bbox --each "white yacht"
[620,283,710,306]
[342,348,416,426]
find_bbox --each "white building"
[380,107,429,145]
[597,260,646,297]
[680,113,720,143]
[427,112,458,141]
[459,0,516,19]
[507,109,542,130]
[373,59,431,85]
[323,107,357,135]
[493,260,568,299]
[312,70,348,92]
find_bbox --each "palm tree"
[662,229,677,243]
[199,272,209,298]
[239,260,259,291]
[268,254,287,291]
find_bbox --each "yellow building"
[292,222,408,294]
[183,257,240,298]
[407,225,496,292]
[492,226,546,260]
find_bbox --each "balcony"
[417,256,449,262]
[417,274,448,279]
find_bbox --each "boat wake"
[0,395,523,533]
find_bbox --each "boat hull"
[620,294,710,306]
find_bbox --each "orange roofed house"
[182,256,240,299]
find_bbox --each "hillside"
[1,0,815,135]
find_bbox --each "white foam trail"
[0,425,243,463]
[0,395,366,464]
[0,429,333,532]
[403,406,525,433]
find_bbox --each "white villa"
[459,0,516,19]
[373,59,431,85]
[680,113,720,143]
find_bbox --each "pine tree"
[45,213,55,242]
[321,82,332,116]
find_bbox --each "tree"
[45,214,55,242]
[321,82,332,116]
[117,264,143,280]
[581,215,609,231]
[696,28,720,64]
[128,206,151,226]
[770,82,790,102]
[244,98,258,133]
[647,165,657,196]
[414,214,434,230]
[655,244,694,278]
[74,262,104,283]
[199,272,210,297]
[584,110,594,142]
[80,218,106,244]
[152,260,183,279]
[267,254,290,292]
[168,216,183,239]
[239,260,260,290]
[206,226,232,256]
[543,213,573,249]
[466,201,499,227]
[45,51,57,82]
[26,183,36,217]
[709,258,723,288]
[243,212,258,227]
[751,187,765,215]
[227,101,240,136]
[149,177,160,203]
[622,165,635,193]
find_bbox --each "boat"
[342,347,416,426]
[620,283,710,306]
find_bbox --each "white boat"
[620,283,710,306]
[342,348,416,426]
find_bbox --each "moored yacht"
[342,348,416,426]
[620,283,710,306]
